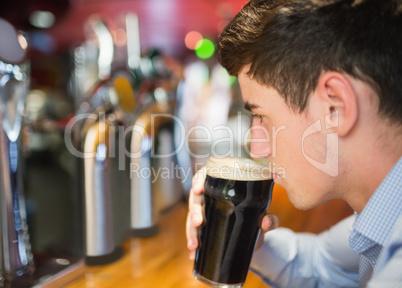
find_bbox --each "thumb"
[260,213,279,232]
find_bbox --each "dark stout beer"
[193,156,274,288]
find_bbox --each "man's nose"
[249,124,270,159]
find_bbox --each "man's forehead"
[238,66,251,80]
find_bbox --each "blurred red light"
[184,31,203,50]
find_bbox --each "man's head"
[218,0,402,211]
[218,0,402,124]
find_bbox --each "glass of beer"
[193,156,274,288]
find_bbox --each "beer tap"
[81,70,138,264]
[73,16,138,265]
[130,51,184,238]
[0,18,34,286]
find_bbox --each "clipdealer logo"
[301,112,339,177]
[63,110,338,179]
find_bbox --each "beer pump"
[74,17,137,265]
[0,18,34,286]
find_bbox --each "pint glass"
[193,156,274,288]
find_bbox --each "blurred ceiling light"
[29,10,56,29]
[185,31,203,50]
[26,89,47,116]
[17,34,28,50]
[195,39,215,59]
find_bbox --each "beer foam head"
[205,156,272,181]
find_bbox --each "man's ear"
[315,72,358,136]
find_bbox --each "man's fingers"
[186,192,203,251]
[192,167,206,195]
[186,167,207,258]
[261,213,280,232]
[189,250,196,260]
[188,186,204,224]
[186,168,206,253]
[256,214,279,250]
[186,212,199,250]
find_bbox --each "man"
[186,0,402,287]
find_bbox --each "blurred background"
[0,0,353,287]
[0,0,253,286]
[2,0,245,57]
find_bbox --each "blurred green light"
[195,39,215,59]
[229,75,237,85]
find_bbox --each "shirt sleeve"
[250,215,360,288]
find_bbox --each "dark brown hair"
[218,0,402,123]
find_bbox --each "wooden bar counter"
[65,185,352,288]
[65,204,269,288]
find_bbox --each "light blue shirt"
[250,157,402,288]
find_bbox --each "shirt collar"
[352,157,402,246]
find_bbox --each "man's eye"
[252,114,264,124]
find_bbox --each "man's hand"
[186,167,206,260]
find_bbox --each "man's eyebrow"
[244,102,260,112]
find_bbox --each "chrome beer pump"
[0,18,34,286]
[72,17,137,265]
[129,50,184,237]
[80,75,136,265]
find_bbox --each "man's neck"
[341,124,402,213]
